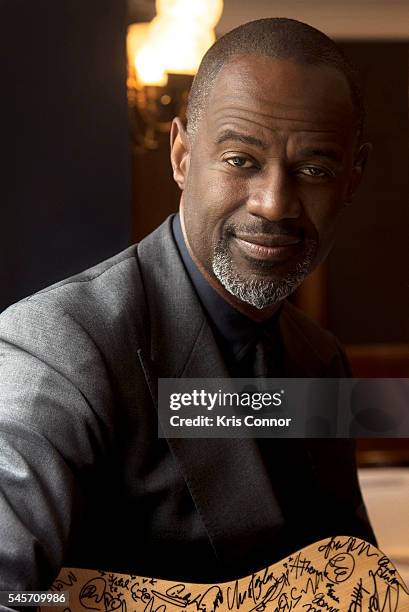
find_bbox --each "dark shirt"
[172,213,284,376]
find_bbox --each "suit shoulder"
[0,243,146,346]
[8,244,141,312]
[34,243,139,300]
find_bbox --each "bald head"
[186,18,364,141]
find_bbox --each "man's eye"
[225,156,255,169]
[298,166,329,178]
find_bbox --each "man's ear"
[346,142,372,204]
[170,117,190,190]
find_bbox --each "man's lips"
[232,234,302,261]
[235,233,302,247]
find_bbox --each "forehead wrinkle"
[214,96,316,114]
[210,102,350,133]
[212,114,344,141]
[212,102,318,122]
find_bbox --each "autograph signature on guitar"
[42,535,409,612]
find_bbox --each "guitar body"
[42,536,409,611]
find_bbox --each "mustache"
[224,219,313,241]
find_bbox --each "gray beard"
[212,237,318,309]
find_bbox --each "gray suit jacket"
[0,216,375,590]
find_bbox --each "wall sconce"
[127,0,223,152]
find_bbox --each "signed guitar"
[41,535,409,612]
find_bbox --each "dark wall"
[329,43,409,343]
[0,0,131,312]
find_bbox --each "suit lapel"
[137,217,284,563]
[137,216,205,379]
[278,301,342,376]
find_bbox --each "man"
[0,18,375,592]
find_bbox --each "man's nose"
[246,166,301,221]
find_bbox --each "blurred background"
[1,0,408,579]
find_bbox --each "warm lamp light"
[127,0,223,150]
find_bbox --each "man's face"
[171,55,367,312]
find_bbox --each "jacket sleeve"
[0,295,113,592]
